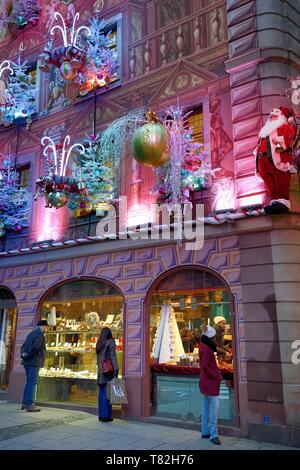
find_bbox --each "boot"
[26,404,41,412]
[210,437,221,445]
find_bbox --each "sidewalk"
[0,402,298,450]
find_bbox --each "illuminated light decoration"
[39,11,118,92]
[0,60,13,78]
[211,178,236,212]
[127,202,156,228]
[240,194,264,208]
[35,135,87,210]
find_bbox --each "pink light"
[211,178,236,212]
[240,194,263,207]
[31,198,66,242]
[127,202,155,227]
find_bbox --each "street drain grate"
[0,414,89,441]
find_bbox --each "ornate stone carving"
[160,32,169,66]
[210,9,222,45]
[144,40,151,73]
[176,25,185,58]
[210,95,233,174]
[193,17,202,51]
[129,48,136,78]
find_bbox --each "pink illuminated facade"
[0,0,300,446]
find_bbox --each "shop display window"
[0,289,17,390]
[36,280,123,406]
[149,269,235,424]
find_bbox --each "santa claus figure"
[255,107,297,214]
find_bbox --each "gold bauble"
[132,112,169,167]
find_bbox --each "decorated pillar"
[226,0,300,435]
[226,0,300,211]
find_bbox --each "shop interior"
[37,280,123,405]
[149,269,235,423]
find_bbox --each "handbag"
[106,377,128,405]
[100,342,114,374]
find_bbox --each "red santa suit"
[255,107,296,213]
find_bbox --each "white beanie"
[201,325,216,338]
[214,316,226,325]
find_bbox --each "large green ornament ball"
[132,122,169,167]
[48,190,68,209]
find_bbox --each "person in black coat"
[96,327,118,422]
[20,320,48,412]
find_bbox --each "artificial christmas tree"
[0,160,30,234]
[0,58,36,126]
[152,302,185,364]
[79,134,115,207]
[12,0,40,27]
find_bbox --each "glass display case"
[36,280,123,406]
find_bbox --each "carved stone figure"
[211,9,222,44]
[210,96,233,174]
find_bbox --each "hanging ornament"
[59,61,77,80]
[35,135,87,209]
[132,111,169,167]
[39,10,118,91]
[48,190,68,209]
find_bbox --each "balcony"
[127,1,227,81]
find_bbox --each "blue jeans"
[22,366,39,406]
[201,395,219,439]
[98,384,112,419]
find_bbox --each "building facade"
[0,0,300,446]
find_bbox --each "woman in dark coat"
[199,324,222,445]
[96,327,119,422]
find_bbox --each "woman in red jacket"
[199,324,222,445]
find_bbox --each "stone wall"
[0,233,242,419]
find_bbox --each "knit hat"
[214,316,226,325]
[201,324,216,338]
[37,320,48,326]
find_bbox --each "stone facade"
[0,0,300,446]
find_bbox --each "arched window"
[37,279,124,406]
[148,267,236,424]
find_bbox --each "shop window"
[18,165,30,188]
[37,279,124,406]
[188,106,204,147]
[149,268,235,424]
[0,288,17,390]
